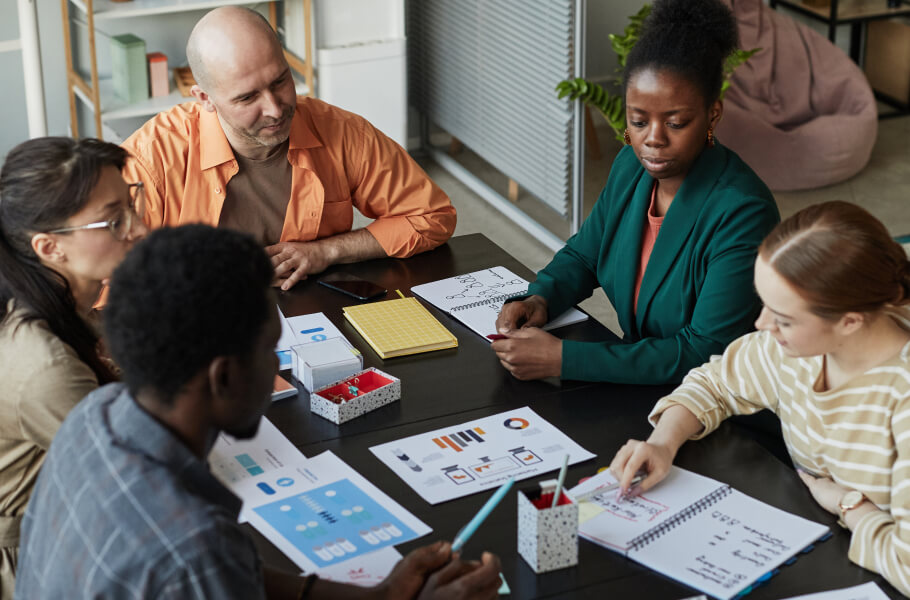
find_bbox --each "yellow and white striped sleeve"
[847,396,910,596]
[649,331,782,439]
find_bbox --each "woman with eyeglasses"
[0,137,147,594]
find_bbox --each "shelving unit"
[770,0,910,61]
[60,0,315,139]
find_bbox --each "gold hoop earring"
[706,128,715,148]
[623,129,632,145]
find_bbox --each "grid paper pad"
[343,297,457,358]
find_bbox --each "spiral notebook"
[569,467,829,600]
[410,266,588,339]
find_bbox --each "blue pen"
[452,477,515,552]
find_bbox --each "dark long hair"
[0,137,122,383]
[760,201,910,319]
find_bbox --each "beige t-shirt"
[0,300,97,530]
[219,139,293,245]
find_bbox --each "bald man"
[122,7,456,290]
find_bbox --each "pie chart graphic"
[503,417,529,430]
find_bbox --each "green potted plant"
[556,5,759,142]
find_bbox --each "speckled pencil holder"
[517,486,578,573]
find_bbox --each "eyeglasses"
[47,182,146,241]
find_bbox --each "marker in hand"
[452,477,515,552]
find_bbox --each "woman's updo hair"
[759,201,910,320]
[623,0,740,106]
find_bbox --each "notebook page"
[630,488,829,600]
[411,267,529,313]
[411,267,587,339]
[572,466,723,553]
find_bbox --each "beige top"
[651,306,910,595]
[0,300,97,543]
[219,138,293,245]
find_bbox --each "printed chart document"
[780,582,888,600]
[570,467,830,600]
[276,309,348,368]
[410,267,588,339]
[233,451,431,574]
[209,417,306,522]
[371,407,595,504]
[315,546,403,587]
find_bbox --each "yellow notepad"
[343,297,458,359]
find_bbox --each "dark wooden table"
[255,233,901,599]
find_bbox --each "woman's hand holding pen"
[609,405,704,496]
[495,295,548,333]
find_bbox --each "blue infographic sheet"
[234,451,431,572]
[253,478,416,566]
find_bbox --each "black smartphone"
[318,274,388,301]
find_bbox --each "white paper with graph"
[370,407,595,504]
[410,266,588,339]
[569,467,829,600]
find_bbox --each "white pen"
[573,472,646,503]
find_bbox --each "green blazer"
[528,143,780,384]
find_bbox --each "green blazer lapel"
[635,145,728,330]
[612,170,654,340]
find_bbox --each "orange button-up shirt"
[121,97,456,257]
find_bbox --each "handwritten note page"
[571,467,829,600]
[410,267,587,339]
[631,489,827,599]
[571,467,720,552]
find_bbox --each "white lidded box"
[292,337,362,392]
[310,367,400,424]
[517,485,579,573]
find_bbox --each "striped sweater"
[650,307,910,595]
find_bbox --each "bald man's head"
[186,6,282,95]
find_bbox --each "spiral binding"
[626,485,732,553]
[450,290,527,312]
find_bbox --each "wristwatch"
[838,490,866,528]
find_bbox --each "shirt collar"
[200,101,323,170]
[288,102,323,151]
[105,384,242,516]
[199,108,236,171]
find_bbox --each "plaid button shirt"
[15,384,264,599]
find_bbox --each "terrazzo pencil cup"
[517,484,578,573]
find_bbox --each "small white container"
[517,486,579,574]
[310,367,400,424]
[292,337,362,392]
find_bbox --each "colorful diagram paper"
[370,407,596,504]
[209,417,306,522]
[234,451,431,572]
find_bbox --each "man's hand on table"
[267,240,336,291]
[373,542,502,600]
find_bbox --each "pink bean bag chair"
[715,0,878,191]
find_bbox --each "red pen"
[486,334,507,340]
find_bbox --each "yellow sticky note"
[578,500,605,524]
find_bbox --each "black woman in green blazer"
[526,142,779,384]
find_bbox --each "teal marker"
[452,477,515,552]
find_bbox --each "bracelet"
[298,573,317,600]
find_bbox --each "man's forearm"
[318,228,386,265]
